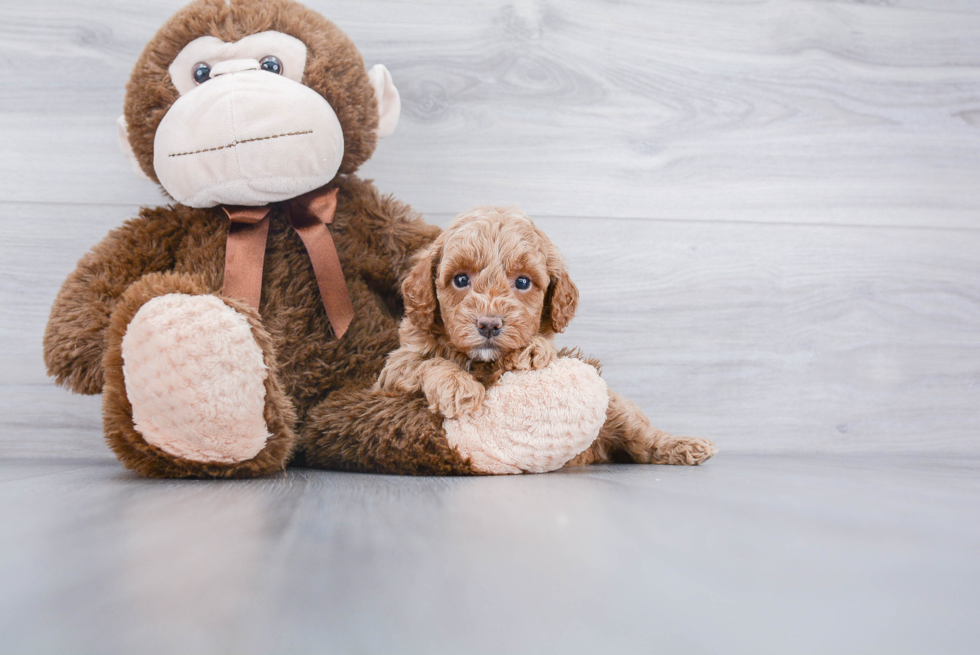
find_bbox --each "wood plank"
[4,202,979,454]
[1,455,978,654]
[2,0,979,226]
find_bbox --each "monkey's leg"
[102,272,297,478]
[294,386,478,476]
[565,391,717,467]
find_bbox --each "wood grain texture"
[1,455,978,654]
[1,0,979,226]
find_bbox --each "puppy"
[375,206,716,466]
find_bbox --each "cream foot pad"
[121,293,271,463]
[444,358,609,474]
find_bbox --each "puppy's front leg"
[375,348,427,396]
[499,335,557,372]
[566,391,716,467]
[417,360,485,419]
[375,349,485,419]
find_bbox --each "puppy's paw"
[374,350,423,396]
[654,436,717,466]
[425,370,486,419]
[503,337,558,372]
[528,338,558,370]
[374,365,407,396]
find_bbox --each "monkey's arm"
[297,386,478,476]
[43,209,188,394]
[375,348,484,419]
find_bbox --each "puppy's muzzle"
[476,315,503,339]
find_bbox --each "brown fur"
[295,389,476,475]
[377,207,717,467]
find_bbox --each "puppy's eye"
[193,62,211,85]
[452,273,470,289]
[514,276,532,291]
[259,56,283,75]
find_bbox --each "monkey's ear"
[116,115,152,182]
[367,64,401,138]
[401,241,441,331]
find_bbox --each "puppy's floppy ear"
[401,240,442,330]
[541,239,579,334]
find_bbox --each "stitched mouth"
[168,129,313,158]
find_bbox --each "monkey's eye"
[514,276,532,291]
[192,62,211,85]
[452,273,470,289]
[259,56,283,75]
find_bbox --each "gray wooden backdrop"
[2,0,979,456]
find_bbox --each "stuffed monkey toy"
[44,0,630,477]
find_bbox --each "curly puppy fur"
[376,206,717,467]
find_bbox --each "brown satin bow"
[221,187,354,339]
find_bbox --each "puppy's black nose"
[476,316,503,339]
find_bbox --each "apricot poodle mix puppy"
[376,206,716,466]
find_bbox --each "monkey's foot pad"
[121,293,271,464]
[444,358,609,474]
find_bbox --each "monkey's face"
[155,31,347,208]
[119,0,399,209]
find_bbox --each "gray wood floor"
[2,0,980,652]
[2,453,978,655]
